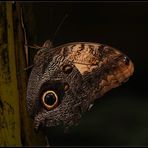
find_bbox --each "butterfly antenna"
[52,14,68,43]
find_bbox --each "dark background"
[22,2,148,146]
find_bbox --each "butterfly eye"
[123,56,130,65]
[62,64,73,74]
[41,90,58,110]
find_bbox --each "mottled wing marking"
[61,43,101,75]
[60,43,122,75]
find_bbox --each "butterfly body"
[26,41,134,131]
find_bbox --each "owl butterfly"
[26,40,134,132]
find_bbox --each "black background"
[22,1,148,146]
